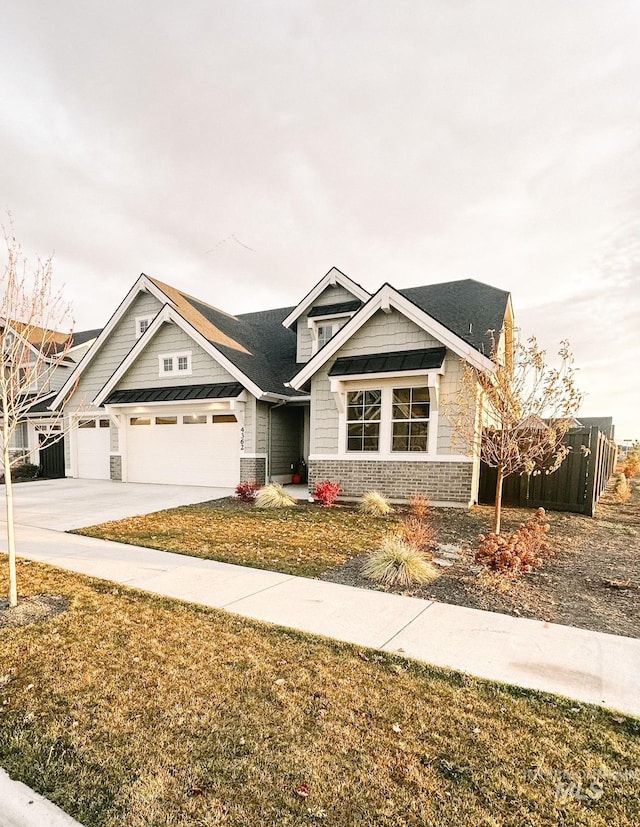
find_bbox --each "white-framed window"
[346,390,382,452]
[158,351,192,377]
[317,324,334,349]
[391,387,430,452]
[135,316,152,339]
[343,384,431,454]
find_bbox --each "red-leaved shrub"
[314,480,341,507]
[235,480,258,503]
[475,508,551,576]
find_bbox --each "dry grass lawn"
[74,501,396,577]
[1,560,639,826]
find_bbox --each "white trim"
[306,309,356,323]
[308,453,473,463]
[282,267,370,329]
[104,398,239,411]
[158,350,193,377]
[93,305,265,406]
[51,274,174,410]
[288,284,496,389]
[242,453,269,459]
[329,367,444,384]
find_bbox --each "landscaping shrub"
[362,535,439,587]
[360,490,393,517]
[10,463,39,481]
[400,516,437,554]
[408,494,431,521]
[254,483,297,509]
[314,480,341,507]
[476,508,551,576]
[623,448,640,479]
[614,473,631,503]
[235,480,258,503]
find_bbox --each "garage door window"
[156,416,177,425]
[130,417,151,426]
[212,414,237,423]
[183,414,207,424]
[99,419,110,428]
[79,419,96,429]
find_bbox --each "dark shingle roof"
[576,417,615,439]
[307,300,363,317]
[399,279,510,354]
[105,383,244,405]
[329,348,446,377]
[72,328,102,347]
[154,277,509,396]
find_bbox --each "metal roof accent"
[104,382,244,405]
[328,347,446,377]
[307,300,363,317]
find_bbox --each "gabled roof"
[398,280,511,354]
[289,282,502,390]
[281,267,371,329]
[71,328,102,347]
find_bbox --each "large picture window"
[346,390,381,451]
[391,386,429,452]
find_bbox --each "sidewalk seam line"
[219,577,295,608]
[379,602,434,650]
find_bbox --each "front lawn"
[1,561,639,826]
[74,500,398,577]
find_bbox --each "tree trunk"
[3,444,18,608]
[494,466,505,535]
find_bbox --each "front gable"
[115,322,236,392]
[64,290,164,412]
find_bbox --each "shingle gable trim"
[288,284,497,390]
[93,304,265,407]
[281,267,371,329]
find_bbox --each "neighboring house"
[0,321,101,473]
[52,268,512,506]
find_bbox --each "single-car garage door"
[126,412,240,487]
[76,417,111,480]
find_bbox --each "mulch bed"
[0,593,70,628]
[322,478,640,639]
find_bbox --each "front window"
[158,351,192,377]
[392,387,429,452]
[346,390,381,451]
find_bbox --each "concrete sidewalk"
[6,522,640,718]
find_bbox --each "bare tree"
[1,223,75,607]
[451,330,583,534]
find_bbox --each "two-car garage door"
[75,412,240,487]
[126,412,240,487]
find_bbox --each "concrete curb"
[0,768,83,826]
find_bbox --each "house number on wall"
[240,426,245,451]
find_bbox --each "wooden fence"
[478,426,618,516]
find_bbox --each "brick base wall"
[110,455,122,481]
[308,459,474,504]
[239,457,267,486]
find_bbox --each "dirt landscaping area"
[323,478,640,639]
[76,476,640,640]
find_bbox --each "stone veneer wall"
[308,459,473,504]
[110,455,122,481]
[239,457,267,486]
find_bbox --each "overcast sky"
[2,1,639,440]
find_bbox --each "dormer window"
[136,316,152,339]
[158,351,192,377]
[317,324,334,349]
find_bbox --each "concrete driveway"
[0,478,233,530]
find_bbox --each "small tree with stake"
[1,223,75,608]
[451,329,583,535]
